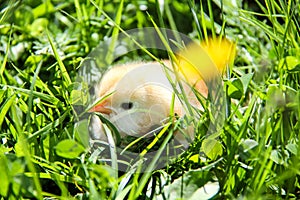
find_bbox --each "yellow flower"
[201,38,236,73]
[177,37,236,85]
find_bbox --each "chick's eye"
[121,102,134,110]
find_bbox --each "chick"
[89,38,236,149]
[89,60,207,148]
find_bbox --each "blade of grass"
[140,122,172,156]
[207,0,216,38]
[132,133,173,199]
[74,0,83,24]
[90,0,159,62]
[0,1,20,23]
[102,123,118,179]
[17,134,43,199]
[9,99,23,138]
[46,29,72,87]
[10,61,56,97]
[130,119,182,199]
[200,0,208,41]
[105,0,124,64]
[155,0,166,28]
[240,11,283,44]
[251,145,273,190]
[164,0,182,43]
[0,26,13,85]
[148,17,198,119]
[114,166,136,199]
[188,0,203,40]
[0,92,16,126]
[26,61,43,132]
[1,85,60,105]
[115,184,133,200]
[28,111,69,142]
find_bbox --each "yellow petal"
[201,38,236,74]
[177,37,236,84]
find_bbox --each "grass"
[0,0,300,199]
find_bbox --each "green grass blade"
[105,0,124,64]
[207,0,216,38]
[1,85,60,105]
[0,92,16,126]
[26,61,43,132]
[46,29,72,86]
[28,111,69,142]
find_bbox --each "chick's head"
[92,62,183,138]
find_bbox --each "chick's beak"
[89,101,112,115]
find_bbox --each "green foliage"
[0,0,299,199]
[55,139,85,159]
[154,169,219,200]
[201,138,223,160]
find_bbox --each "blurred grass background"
[0,0,299,199]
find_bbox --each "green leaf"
[201,138,223,160]
[270,149,288,165]
[55,139,85,159]
[74,119,90,148]
[47,30,72,86]
[286,143,297,156]
[14,140,26,157]
[0,152,10,197]
[227,78,243,99]
[2,85,60,106]
[0,154,27,197]
[266,86,285,114]
[25,55,43,65]
[240,138,258,152]
[239,73,253,93]
[189,154,199,163]
[32,0,55,18]
[189,181,220,200]
[0,93,16,126]
[0,89,5,103]
[278,56,300,72]
[30,18,49,37]
[69,81,89,106]
[227,73,253,99]
[70,90,89,105]
[105,0,124,64]
[155,169,219,200]
[28,111,69,141]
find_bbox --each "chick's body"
[90,61,207,147]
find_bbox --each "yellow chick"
[89,60,207,148]
[89,38,235,148]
